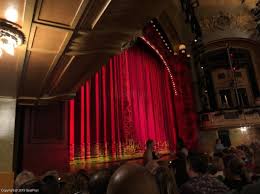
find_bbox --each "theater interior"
[0,0,260,194]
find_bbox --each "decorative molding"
[199,11,258,38]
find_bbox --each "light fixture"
[0,19,25,56]
[240,126,248,132]
[5,7,18,23]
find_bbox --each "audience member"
[143,139,160,165]
[177,138,189,157]
[224,157,250,191]
[107,163,160,194]
[174,152,189,187]
[252,150,260,182]
[209,156,225,181]
[89,169,111,194]
[154,166,179,194]
[15,142,260,194]
[60,171,89,194]
[214,139,225,153]
[41,174,60,194]
[16,179,43,194]
[15,170,35,189]
[180,153,229,194]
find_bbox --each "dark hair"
[227,157,251,184]
[187,153,208,174]
[228,158,244,176]
[146,139,154,148]
[60,173,89,194]
[177,138,185,148]
[174,153,189,187]
[208,164,218,175]
[154,166,178,194]
[89,169,111,194]
[42,175,60,194]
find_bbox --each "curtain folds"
[69,43,178,161]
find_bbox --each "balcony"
[200,107,260,130]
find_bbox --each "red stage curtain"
[168,56,198,150]
[69,43,177,161]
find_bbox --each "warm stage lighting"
[5,7,18,23]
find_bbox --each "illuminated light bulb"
[5,7,18,23]
[150,20,154,23]
[163,39,165,42]
[153,25,156,27]
[0,38,15,55]
[2,43,15,55]
[187,54,191,57]
[194,39,198,43]
[156,29,159,31]
[240,127,247,132]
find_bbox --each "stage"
[69,154,174,173]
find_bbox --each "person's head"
[146,139,154,150]
[226,157,250,182]
[212,156,224,171]
[42,175,60,194]
[174,153,189,187]
[89,169,111,194]
[17,179,43,194]
[216,138,221,144]
[60,172,89,194]
[15,170,35,189]
[154,166,178,194]
[177,138,185,150]
[107,163,160,194]
[186,153,208,178]
[254,150,260,174]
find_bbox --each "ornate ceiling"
[198,0,259,43]
[0,0,169,105]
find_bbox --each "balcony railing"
[200,107,260,129]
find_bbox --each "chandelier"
[0,19,25,56]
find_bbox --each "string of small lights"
[140,36,178,96]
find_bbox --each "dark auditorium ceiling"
[0,0,259,105]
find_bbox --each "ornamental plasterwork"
[199,11,256,33]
